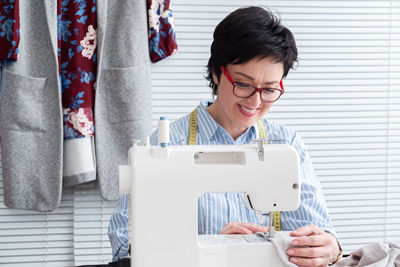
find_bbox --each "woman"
[108,6,341,266]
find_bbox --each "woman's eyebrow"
[234,71,279,85]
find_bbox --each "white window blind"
[73,187,115,266]
[0,1,398,266]
[0,150,75,266]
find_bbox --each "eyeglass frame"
[220,66,285,103]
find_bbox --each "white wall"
[0,1,399,266]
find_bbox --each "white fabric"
[63,137,96,186]
[270,231,298,267]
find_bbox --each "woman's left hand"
[286,224,340,267]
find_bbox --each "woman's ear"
[212,69,219,86]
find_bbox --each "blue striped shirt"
[108,100,335,261]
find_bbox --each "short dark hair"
[206,6,298,95]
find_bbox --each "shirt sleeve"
[282,132,337,237]
[108,194,130,262]
[148,0,178,63]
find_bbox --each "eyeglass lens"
[233,83,281,102]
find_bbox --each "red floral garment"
[58,0,97,139]
[0,0,19,66]
[148,0,178,63]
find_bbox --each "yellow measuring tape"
[189,109,198,146]
[257,121,281,231]
[189,109,281,231]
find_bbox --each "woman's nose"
[248,89,263,105]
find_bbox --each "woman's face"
[210,56,284,139]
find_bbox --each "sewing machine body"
[119,144,300,267]
[198,233,293,267]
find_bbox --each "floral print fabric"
[0,0,19,67]
[58,0,97,139]
[148,0,177,63]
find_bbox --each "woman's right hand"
[220,222,269,234]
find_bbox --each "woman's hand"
[286,225,340,267]
[220,222,269,234]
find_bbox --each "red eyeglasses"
[220,66,284,103]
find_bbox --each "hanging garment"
[148,0,178,62]
[58,0,97,186]
[334,242,400,267]
[0,0,152,211]
[0,0,20,67]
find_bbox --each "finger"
[287,247,330,259]
[220,225,252,234]
[291,224,324,237]
[239,223,269,233]
[291,235,330,247]
[289,256,329,267]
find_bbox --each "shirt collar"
[197,100,219,142]
[197,100,258,144]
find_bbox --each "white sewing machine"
[119,121,301,267]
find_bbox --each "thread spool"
[158,117,170,147]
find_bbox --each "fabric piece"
[334,242,400,267]
[148,0,177,62]
[63,107,94,139]
[58,0,97,185]
[63,136,96,186]
[94,0,153,201]
[270,231,298,267]
[1,58,62,212]
[108,100,336,261]
[0,0,19,66]
[0,0,60,212]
